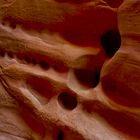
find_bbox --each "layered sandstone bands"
[0,0,140,140]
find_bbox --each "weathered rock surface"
[0,0,139,140]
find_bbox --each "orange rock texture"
[0,0,139,140]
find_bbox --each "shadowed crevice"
[74,69,100,88]
[100,30,121,57]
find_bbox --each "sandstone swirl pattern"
[0,0,140,140]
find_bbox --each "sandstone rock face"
[0,0,139,140]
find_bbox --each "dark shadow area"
[58,92,77,110]
[39,60,50,69]
[24,55,32,63]
[57,131,64,140]
[10,22,17,29]
[100,30,121,57]
[74,69,100,88]
[32,58,37,65]
[0,49,5,57]
[7,51,14,58]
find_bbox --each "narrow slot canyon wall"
[0,0,140,140]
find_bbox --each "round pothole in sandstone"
[58,92,78,110]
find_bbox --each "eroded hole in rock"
[32,58,37,65]
[53,65,69,73]
[74,69,100,88]
[39,60,50,69]
[57,131,64,140]
[100,30,121,57]
[24,55,31,63]
[58,92,77,110]
[0,50,5,57]
[1,50,51,71]
[2,22,5,26]
[7,52,14,58]
[10,22,16,29]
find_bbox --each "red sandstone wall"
[0,0,140,140]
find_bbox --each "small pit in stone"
[32,58,37,65]
[2,22,5,26]
[39,60,50,69]
[0,49,5,57]
[7,52,14,58]
[58,92,77,110]
[10,22,16,29]
[100,30,121,57]
[74,69,100,88]
[24,55,31,63]
[57,131,64,140]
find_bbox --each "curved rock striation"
[0,0,139,140]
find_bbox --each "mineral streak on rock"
[0,0,140,140]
